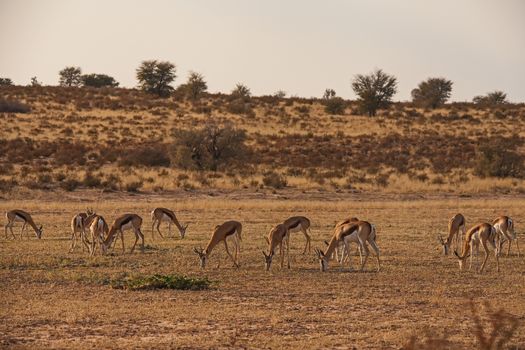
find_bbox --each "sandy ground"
[1,193,524,349]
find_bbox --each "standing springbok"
[88,214,109,256]
[282,216,311,254]
[493,216,519,257]
[69,208,96,253]
[101,214,145,254]
[315,220,380,272]
[5,210,43,239]
[438,213,466,255]
[150,207,188,239]
[262,224,290,271]
[193,221,242,269]
[454,223,499,273]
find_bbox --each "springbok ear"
[193,247,200,255]
[264,237,269,245]
[323,240,329,246]
[262,251,267,257]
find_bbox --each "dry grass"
[1,86,525,195]
[0,193,524,348]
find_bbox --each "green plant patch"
[110,274,213,291]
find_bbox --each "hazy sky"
[1,0,524,101]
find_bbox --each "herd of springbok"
[3,209,520,273]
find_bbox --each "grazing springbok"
[101,214,145,254]
[5,210,43,239]
[69,208,96,253]
[193,221,242,269]
[493,216,519,257]
[88,214,109,256]
[150,207,188,239]
[262,224,290,270]
[282,216,312,254]
[316,220,380,272]
[454,223,499,273]
[438,213,466,255]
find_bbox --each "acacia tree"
[411,77,453,109]
[183,71,208,100]
[473,91,508,106]
[170,123,248,171]
[352,69,397,116]
[59,66,82,87]
[136,60,176,97]
[0,78,13,86]
[231,83,251,100]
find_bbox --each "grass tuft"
[110,274,213,291]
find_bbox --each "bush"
[119,145,170,167]
[473,91,508,106]
[0,99,31,113]
[352,69,397,116]
[124,181,143,192]
[474,142,524,178]
[0,78,13,86]
[171,123,248,171]
[111,274,212,290]
[262,171,287,189]
[411,77,453,109]
[60,178,80,191]
[136,60,176,97]
[324,97,346,115]
[81,74,119,88]
[59,66,82,87]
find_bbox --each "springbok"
[438,213,466,255]
[151,207,188,239]
[5,210,43,239]
[454,223,499,273]
[493,216,519,257]
[101,214,145,254]
[316,220,380,272]
[262,224,290,270]
[282,216,311,254]
[193,221,242,269]
[69,208,96,253]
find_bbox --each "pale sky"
[1,0,524,101]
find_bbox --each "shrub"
[111,274,212,291]
[119,145,170,167]
[324,97,346,115]
[180,71,207,100]
[171,123,248,171]
[411,77,453,109]
[124,181,143,192]
[0,78,13,86]
[474,144,524,178]
[352,69,397,116]
[473,91,508,106]
[262,171,287,189]
[83,172,102,188]
[60,178,80,191]
[0,99,31,113]
[59,66,82,87]
[81,74,119,88]
[136,60,176,97]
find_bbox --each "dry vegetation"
[1,193,524,348]
[1,85,525,197]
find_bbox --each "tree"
[0,78,13,86]
[324,97,346,115]
[30,77,41,86]
[473,91,508,106]
[182,71,207,100]
[81,73,119,88]
[171,123,248,171]
[351,69,397,116]
[136,60,176,97]
[323,88,336,100]
[274,90,287,98]
[59,66,82,87]
[231,83,251,100]
[411,78,453,109]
